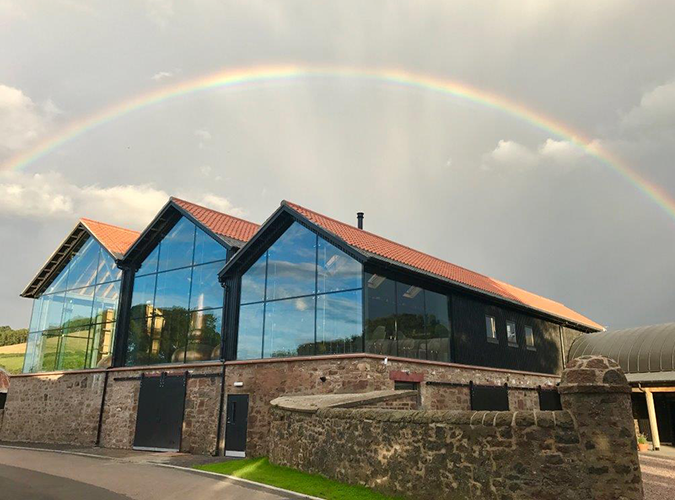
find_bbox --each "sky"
[1,0,674,331]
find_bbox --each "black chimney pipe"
[357,212,364,229]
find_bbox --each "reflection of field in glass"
[40,331,89,371]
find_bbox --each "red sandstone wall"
[99,365,222,455]
[0,371,105,446]
[224,355,558,456]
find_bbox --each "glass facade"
[125,217,227,366]
[364,273,451,362]
[23,236,121,373]
[237,222,363,360]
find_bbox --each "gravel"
[640,455,675,500]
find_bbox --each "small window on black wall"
[525,326,536,350]
[485,315,497,343]
[506,320,517,346]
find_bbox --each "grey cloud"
[0,0,674,331]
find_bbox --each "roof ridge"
[283,200,504,286]
[171,196,259,228]
[79,218,140,235]
[282,200,597,328]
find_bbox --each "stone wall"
[225,354,558,456]
[0,370,105,446]
[99,365,222,455]
[269,356,643,500]
[1,354,559,457]
[1,365,222,455]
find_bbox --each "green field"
[0,352,25,373]
[196,457,403,500]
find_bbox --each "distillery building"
[1,197,603,456]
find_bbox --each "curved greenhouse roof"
[569,323,675,383]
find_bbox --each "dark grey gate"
[133,372,187,451]
[224,394,249,457]
[470,382,509,411]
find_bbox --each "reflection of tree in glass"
[127,304,221,364]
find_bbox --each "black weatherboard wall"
[451,293,568,374]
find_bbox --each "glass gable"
[237,222,364,360]
[125,216,227,366]
[23,235,122,373]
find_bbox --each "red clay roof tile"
[80,218,140,259]
[171,197,259,244]
[284,201,602,331]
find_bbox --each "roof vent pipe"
[357,212,364,230]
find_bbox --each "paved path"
[0,447,295,500]
[641,454,675,500]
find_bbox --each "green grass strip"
[195,457,403,500]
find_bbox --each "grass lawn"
[195,457,403,500]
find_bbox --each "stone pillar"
[559,355,643,500]
[644,389,660,450]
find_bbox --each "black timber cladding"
[451,293,565,375]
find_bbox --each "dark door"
[133,372,187,451]
[225,394,249,457]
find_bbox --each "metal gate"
[224,394,249,457]
[133,372,187,452]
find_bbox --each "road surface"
[0,447,296,500]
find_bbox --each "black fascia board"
[364,255,599,333]
[118,198,176,271]
[170,200,245,250]
[217,203,369,282]
[121,198,239,272]
[21,222,93,299]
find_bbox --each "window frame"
[125,216,229,367]
[23,234,124,373]
[506,320,518,347]
[235,222,364,361]
[485,315,498,344]
[524,325,536,350]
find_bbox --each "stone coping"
[10,353,561,380]
[270,390,417,413]
[280,407,577,429]
[225,353,561,379]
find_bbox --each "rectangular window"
[316,290,363,355]
[263,297,315,358]
[506,320,517,346]
[364,274,397,356]
[485,315,497,342]
[525,326,535,349]
[425,291,451,362]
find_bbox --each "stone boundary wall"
[269,356,643,500]
[0,371,105,446]
[1,354,559,457]
[98,365,222,455]
[225,354,558,456]
[1,365,223,455]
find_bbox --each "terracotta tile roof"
[171,197,259,244]
[284,201,602,331]
[80,218,140,259]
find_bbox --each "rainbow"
[4,64,675,221]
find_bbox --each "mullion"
[182,225,198,364]
[313,233,318,355]
[261,251,269,358]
